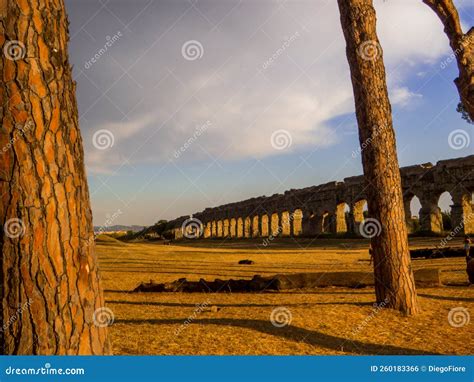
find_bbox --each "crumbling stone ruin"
[167,155,474,239]
[132,269,441,293]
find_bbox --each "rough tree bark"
[0,0,110,353]
[423,0,473,122]
[337,0,419,315]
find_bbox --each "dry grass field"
[96,236,473,355]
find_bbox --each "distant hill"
[118,220,171,242]
[94,225,145,233]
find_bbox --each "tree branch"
[423,0,474,122]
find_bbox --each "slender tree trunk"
[423,0,474,122]
[1,0,110,353]
[337,0,419,315]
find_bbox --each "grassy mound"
[95,234,126,246]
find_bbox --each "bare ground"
[96,236,473,355]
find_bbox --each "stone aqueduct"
[168,155,474,239]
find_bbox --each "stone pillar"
[451,192,474,234]
[261,215,269,237]
[271,213,280,236]
[403,197,414,233]
[292,209,303,236]
[349,200,365,235]
[280,211,291,237]
[316,214,325,234]
[244,217,252,238]
[301,210,313,236]
[320,212,336,233]
[419,194,442,233]
[204,222,211,238]
[237,218,244,238]
[217,220,223,237]
[211,221,217,237]
[223,219,230,237]
[335,204,348,233]
[252,216,260,237]
[230,218,237,238]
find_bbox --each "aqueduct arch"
[169,156,474,238]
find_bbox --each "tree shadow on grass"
[104,289,376,295]
[106,300,373,308]
[115,317,440,355]
[419,293,474,302]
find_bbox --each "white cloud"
[78,0,451,174]
[390,86,423,107]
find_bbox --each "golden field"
[96,236,473,355]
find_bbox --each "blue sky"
[65,0,473,226]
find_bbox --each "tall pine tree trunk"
[337,0,419,315]
[1,0,110,354]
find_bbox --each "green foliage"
[457,102,473,124]
[153,220,169,235]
